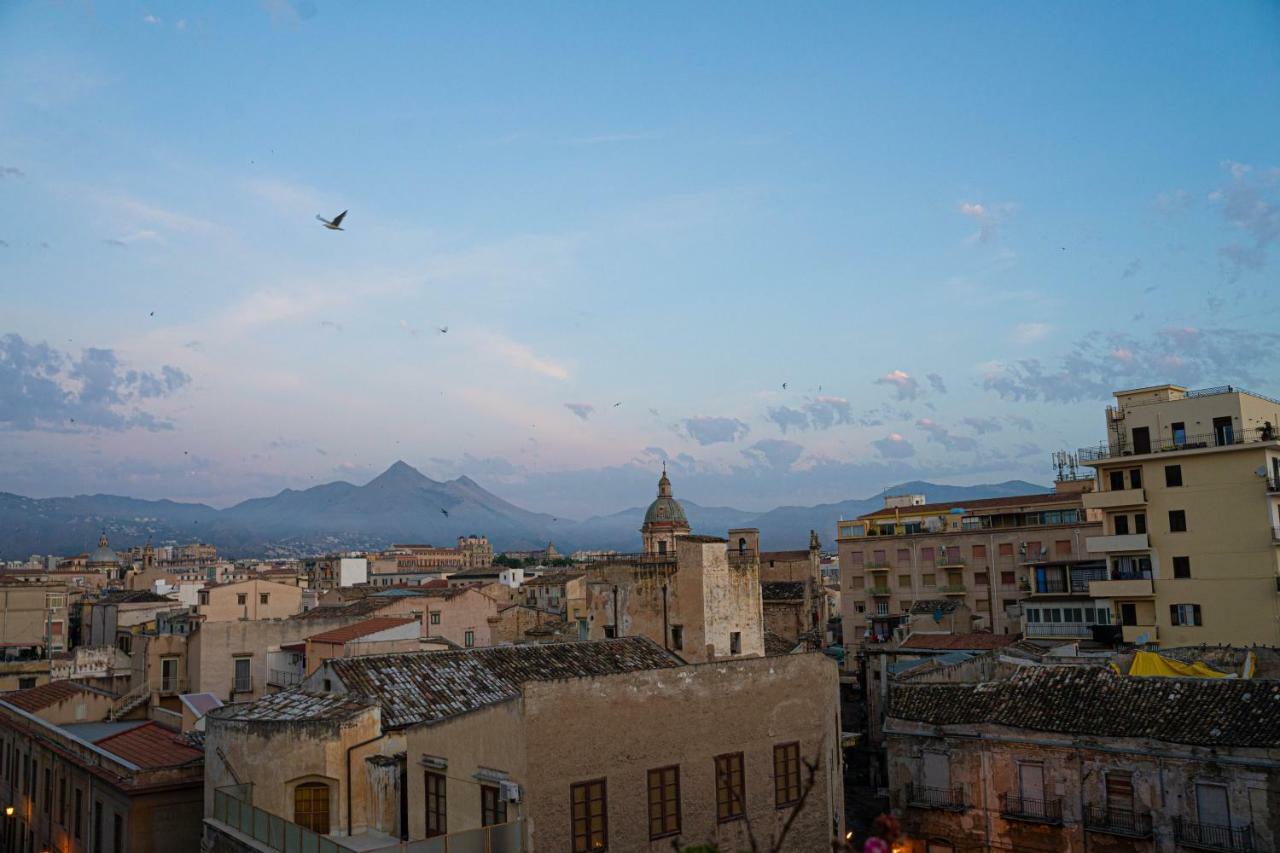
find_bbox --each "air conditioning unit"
[500,781,522,802]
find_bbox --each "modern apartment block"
[837,483,1105,649]
[1078,383,1280,647]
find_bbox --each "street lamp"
[4,805,13,816]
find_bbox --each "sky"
[2,1,1280,519]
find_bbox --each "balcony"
[936,555,965,568]
[905,783,965,811]
[1085,533,1149,552]
[1079,419,1277,463]
[1082,488,1147,510]
[866,586,892,597]
[1090,577,1154,598]
[268,668,302,688]
[999,793,1063,825]
[1173,817,1255,852]
[865,560,893,570]
[1025,623,1095,639]
[1121,624,1158,644]
[938,583,967,596]
[1084,806,1152,839]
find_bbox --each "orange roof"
[306,617,419,645]
[3,680,111,712]
[899,632,1018,651]
[94,722,203,768]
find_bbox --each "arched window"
[294,782,331,834]
[737,538,747,554]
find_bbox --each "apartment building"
[0,582,71,658]
[838,483,1105,650]
[885,664,1279,852]
[1077,384,1280,647]
[195,578,303,622]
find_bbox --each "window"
[1114,515,1130,535]
[464,630,475,648]
[1165,464,1183,487]
[1105,771,1134,816]
[670,625,683,651]
[972,544,986,560]
[113,813,123,853]
[730,632,742,655]
[897,574,911,589]
[294,782,331,834]
[59,776,66,826]
[715,753,745,822]
[1001,570,1016,586]
[1054,539,1071,555]
[1134,513,1146,535]
[921,573,936,587]
[603,626,616,639]
[430,611,440,625]
[260,593,269,605]
[1170,603,1202,626]
[425,771,446,837]
[657,540,666,555]
[161,657,179,694]
[233,657,252,693]
[1017,762,1045,803]
[647,766,681,839]
[873,549,887,565]
[236,593,247,605]
[44,766,50,814]
[998,543,1014,557]
[1172,422,1187,446]
[1129,468,1142,489]
[974,572,989,586]
[1173,556,1191,578]
[571,779,607,852]
[920,547,934,562]
[74,788,83,839]
[773,742,801,808]
[1196,782,1231,829]
[198,590,209,605]
[896,548,911,565]
[1109,470,1125,491]
[481,784,506,827]
[1169,510,1187,532]
[849,552,864,567]
[18,676,35,690]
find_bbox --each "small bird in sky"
[437,326,448,334]
[440,508,449,517]
[782,382,788,390]
[613,402,622,408]
[149,311,154,317]
[316,210,348,231]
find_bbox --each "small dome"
[88,533,119,566]
[643,467,688,526]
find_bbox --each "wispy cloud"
[683,416,749,446]
[926,373,947,394]
[872,432,915,459]
[741,438,803,469]
[142,14,161,25]
[0,166,24,179]
[962,416,1003,435]
[917,417,978,451]
[959,200,1015,244]
[564,402,594,421]
[1210,161,1280,282]
[1121,258,1143,279]
[765,396,854,433]
[487,334,569,380]
[1013,322,1051,345]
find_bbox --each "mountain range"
[0,460,1047,559]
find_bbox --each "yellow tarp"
[1127,650,1240,679]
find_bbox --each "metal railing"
[212,786,355,853]
[1034,578,1069,594]
[1080,426,1274,462]
[1107,568,1153,581]
[1025,623,1094,638]
[938,583,966,594]
[999,793,1063,824]
[905,783,964,811]
[936,555,965,567]
[160,677,179,695]
[864,560,892,569]
[1173,817,1255,851]
[268,668,303,688]
[1084,805,1152,838]
[866,586,892,597]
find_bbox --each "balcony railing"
[866,586,892,597]
[865,560,892,569]
[938,583,967,595]
[1025,623,1096,638]
[1084,805,1152,838]
[268,668,302,688]
[999,793,1063,824]
[936,555,965,567]
[905,783,965,811]
[1173,817,1255,852]
[160,677,179,695]
[1080,425,1273,462]
[212,786,356,853]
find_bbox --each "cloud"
[564,402,594,421]
[926,373,947,394]
[1210,161,1280,281]
[916,418,979,451]
[1155,189,1192,214]
[319,320,343,333]
[875,369,921,400]
[1121,259,1143,279]
[959,201,1015,244]
[0,167,23,179]
[142,14,161,24]
[1005,414,1034,431]
[104,239,127,248]
[1013,322,1051,345]
[981,326,1280,403]
[741,438,803,469]
[487,334,570,381]
[872,433,916,459]
[683,416,749,446]
[961,416,1002,435]
[766,396,854,433]
[0,333,190,431]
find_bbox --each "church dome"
[643,470,688,526]
[87,533,119,566]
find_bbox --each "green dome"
[643,470,688,526]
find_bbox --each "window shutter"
[1169,604,1179,626]
[1193,604,1202,626]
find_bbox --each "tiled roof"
[94,722,204,768]
[324,637,682,729]
[761,550,810,562]
[888,666,1280,748]
[292,595,423,620]
[762,581,806,601]
[909,599,965,615]
[209,691,377,723]
[900,632,1017,651]
[448,566,503,578]
[95,590,175,605]
[3,680,113,712]
[521,573,583,587]
[307,617,418,645]
[859,491,1075,520]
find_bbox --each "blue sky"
[2,1,1279,517]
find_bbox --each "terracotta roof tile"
[209,691,376,723]
[307,617,418,645]
[93,722,204,768]
[889,666,1280,748]
[3,680,113,712]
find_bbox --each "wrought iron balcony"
[866,586,892,597]
[905,783,964,811]
[938,583,967,595]
[1173,818,1255,851]
[1079,422,1275,462]
[1084,805,1152,838]
[999,793,1063,825]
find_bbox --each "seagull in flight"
[613,402,622,408]
[316,210,348,231]
[440,508,449,517]
[781,382,788,390]
[437,326,448,334]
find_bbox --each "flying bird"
[613,402,622,408]
[316,210,348,231]
[440,508,449,517]
[149,311,154,317]
[437,326,448,334]
[782,382,788,390]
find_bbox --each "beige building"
[838,483,1105,651]
[1077,383,1280,647]
[0,581,71,656]
[417,586,500,649]
[86,590,183,653]
[196,578,304,622]
[302,616,421,675]
[202,638,843,852]
[885,662,1279,852]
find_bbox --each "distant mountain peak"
[364,460,436,490]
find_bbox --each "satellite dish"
[1255,466,1267,477]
